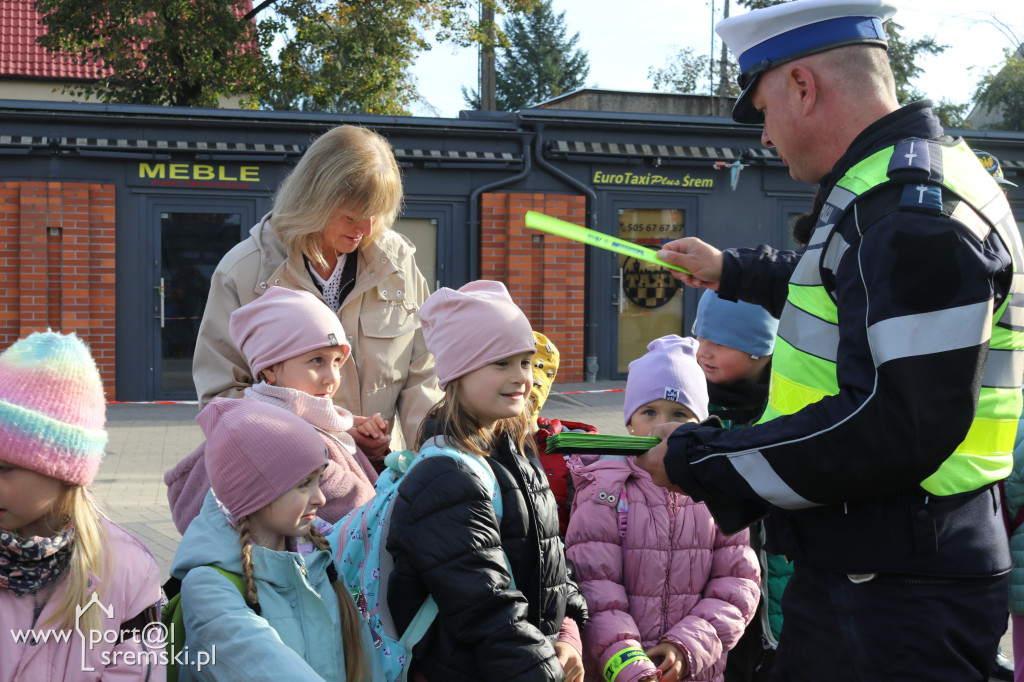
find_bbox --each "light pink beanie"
[229,286,350,378]
[419,280,535,389]
[0,331,107,486]
[199,398,328,521]
[623,335,709,426]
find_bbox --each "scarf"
[0,526,75,597]
[244,383,356,454]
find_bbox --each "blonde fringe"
[310,526,369,682]
[416,382,536,458]
[41,486,107,633]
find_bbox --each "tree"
[462,0,589,111]
[972,48,1024,131]
[34,0,535,112]
[648,46,739,98]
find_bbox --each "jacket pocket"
[361,285,420,340]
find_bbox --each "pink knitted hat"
[623,335,709,425]
[419,280,535,389]
[229,286,350,379]
[199,398,328,521]
[0,331,107,486]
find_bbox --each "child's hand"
[646,642,688,682]
[554,642,584,682]
[349,414,391,463]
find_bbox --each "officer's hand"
[659,238,722,289]
[635,422,686,494]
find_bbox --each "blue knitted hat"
[692,289,779,357]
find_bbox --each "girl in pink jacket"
[165,286,380,534]
[0,332,164,681]
[566,336,759,682]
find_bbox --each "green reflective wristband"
[603,646,648,682]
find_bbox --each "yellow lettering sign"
[139,163,165,179]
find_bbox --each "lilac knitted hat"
[199,398,328,521]
[229,286,350,379]
[419,280,535,389]
[0,331,107,486]
[623,335,709,426]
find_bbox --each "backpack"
[161,567,252,682]
[329,436,508,682]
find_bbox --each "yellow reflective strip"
[920,420,1016,496]
[786,285,839,324]
[940,142,996,208]
[836,147,892,194]
[992,322,1024,350]
[761,340,839,420]
[603,647,649,682]
[979,386,1024,421]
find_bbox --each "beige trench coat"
[192,214,441,448]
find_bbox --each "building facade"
[0,99,1021,401]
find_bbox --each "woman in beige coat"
[192,125,440,456]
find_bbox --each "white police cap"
[716,0,897,124]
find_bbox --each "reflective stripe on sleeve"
[867,301,993,366]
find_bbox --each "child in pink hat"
[169,398,381,681]
[566,336,759,682]
[165,286,380,534]
[0,332,164,681]
[385,280,589,682]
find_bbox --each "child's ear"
[260,367,277,385]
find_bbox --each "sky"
[407,0,1024,118]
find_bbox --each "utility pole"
[717,0,731,116]
[480,1,497,111]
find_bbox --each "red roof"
[0,1,109,80]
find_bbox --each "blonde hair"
[41,486,108,634]
[416,381,535,459]
[272,125,404,268]
[236,517,370,682]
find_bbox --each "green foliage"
[933,98,972,129]
[34,0,536,112]
[34,0,263,107]
[973,49,1024,131]
[462,0,589,111]
[648,46,739,97]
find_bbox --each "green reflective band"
[604,646,648,682]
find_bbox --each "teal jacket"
[170,490,381,681]
[1007,412,1024,615]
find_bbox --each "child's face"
[458,351,534,429]
[262,346,349,398]
[0,459,68,538]
[628,399,698,437]
[696,337,766,384]
[247,465,327,551]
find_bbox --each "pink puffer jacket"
[566,454,759,682]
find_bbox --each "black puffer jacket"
[387,433,588,681]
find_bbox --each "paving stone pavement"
[91,382,1014,674]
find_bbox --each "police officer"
[636,0,1024,679]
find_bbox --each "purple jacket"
[566,455,759,682]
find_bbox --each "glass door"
[152,202,254,399]
[615,208,686,373]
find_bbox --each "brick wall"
[480,192,586,383]
[0,181,117,397]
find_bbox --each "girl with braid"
[169,398,381,681]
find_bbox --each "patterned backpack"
[328,436,507,682]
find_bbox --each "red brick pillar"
[0,182,117,398]
[480,193,586,382]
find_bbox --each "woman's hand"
[554,641,584,682]
[646,642,688,682]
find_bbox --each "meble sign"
[130,163,262,189]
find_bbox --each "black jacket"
[665,102,1014,576]
[387,433,588,681]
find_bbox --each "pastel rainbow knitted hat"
[0,332,108,486]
